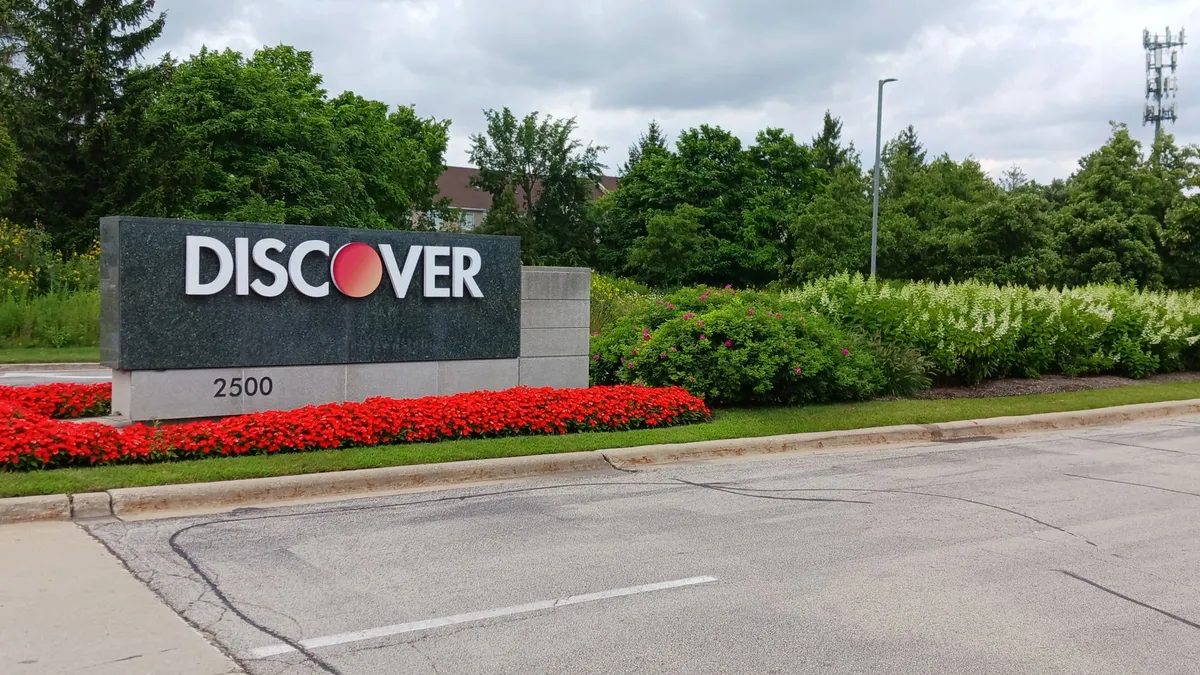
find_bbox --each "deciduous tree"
[113,46,449,229]
[468,106,605,264]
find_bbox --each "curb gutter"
[0,362,107,373]
[3,397,1199,523]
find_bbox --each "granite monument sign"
[101,217,589,421]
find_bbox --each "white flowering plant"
[783,273,1200,384]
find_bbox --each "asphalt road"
[0,369,111,386]
[88,418,1200,674]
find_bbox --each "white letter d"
[185,236,233,295]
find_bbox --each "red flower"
[0,383,711,471]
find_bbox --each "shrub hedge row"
[592,273,1200,404]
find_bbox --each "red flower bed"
[0,383,710,471]
[0,383,111,419]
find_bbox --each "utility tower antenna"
[1143,26,1186,138]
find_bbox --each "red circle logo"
[330,243,383,298]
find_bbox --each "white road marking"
[248,575,718,658]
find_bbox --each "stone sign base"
[111,267,590,422]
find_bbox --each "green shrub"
[784,273,1200,384]
[589,272,658,333]
[869,339,932,397]
[0,291,100,348]
[0,219,100,298]
[591,287,884,405]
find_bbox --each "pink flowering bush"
[591,291,884,405]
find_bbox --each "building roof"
[436,166,618,211]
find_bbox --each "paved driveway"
[89,417,1200,674]
[0,369,111,387]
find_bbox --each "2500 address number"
[213,376,274,398]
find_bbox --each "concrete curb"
[0,362,106,373]
[2,397,1199,523]
[0,495,71,523]
[602,398,1200,467]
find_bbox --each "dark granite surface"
[101,217,521,370]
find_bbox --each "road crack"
[1063,473,1200,499]
[1056,570,1200,630]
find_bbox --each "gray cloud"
[146,0,1200,183]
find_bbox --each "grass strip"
[0,346,101,364]
[4,380,1200,498]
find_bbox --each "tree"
[786,163,870,282]
[476,176,545,259]
[965,191,1062,287]
[880,124,926,201]
[1156,135,1200,288]
[0,116,17,205]
[811,110,857,175]
[468,107,605,264]
[743,127,820,282]
[1,0,164,249]
[898,154,1002,281]
[999,164,1029,192]
[112,45,449,229]
[621,119,667,175]
[1055,123,1163,287]
[1159,195,1200,288]
[596,145,674,275]
[627,204,712,287]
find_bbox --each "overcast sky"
[146,0,1199,184]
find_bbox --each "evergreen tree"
[811,110,857,174]
[880,124,926,201]
[1,0,164,249]
[620,119,667,175]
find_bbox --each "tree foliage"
[1,0,163,249]
[111,46,449,228]
[0,116,17,205]
[0,3,449,248]
[469,106,606,265]
[599,114,1200,292]
[4,0,1200,295]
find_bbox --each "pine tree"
[881,124,927,200]
[811,110,857,173]
[1,0,164,250]
[620,120,668,175]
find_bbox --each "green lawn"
[4,380,1200,498]
[0,346,100,364]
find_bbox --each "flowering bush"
[0,219,100,298]
[590,272,1200,398]
[592,286,885,405]
[784,273,1200,384]
[0,384,710,471]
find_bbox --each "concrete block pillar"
[519,267,591,388]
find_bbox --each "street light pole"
[871,77,897,279]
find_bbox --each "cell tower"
[1143,26,1186,138]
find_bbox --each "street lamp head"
[881,78,898,84]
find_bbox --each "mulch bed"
[906,372,1200,400]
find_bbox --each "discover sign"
[100,216,522,371]
[184,237,486,299]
